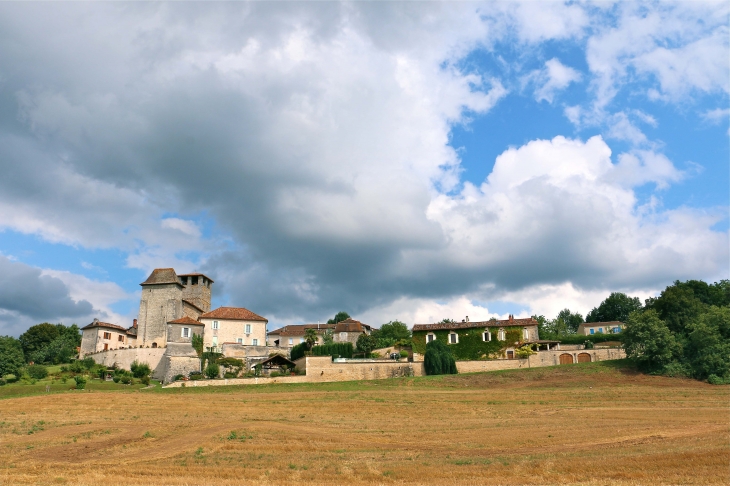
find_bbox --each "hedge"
[290,343,307,361]
[312,342,353,359]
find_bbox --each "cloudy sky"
[0,1,727,336]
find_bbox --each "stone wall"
[138,283,183,347]
[88,348,167,378]
[181,278,211,312]
[456,348,625,373]
[299,356,425,381]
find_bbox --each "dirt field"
[0,361,727,485]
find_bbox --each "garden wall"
[89,348,166,378]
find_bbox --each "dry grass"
[0,361,727,485]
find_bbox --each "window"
[590,329,595,335]
[237,338,243,344]
[245,324,251,334]
[252,339,258,346]
[612,327,621,333]
[103,332,111,340]
[288,338,293,345]
[300,338,305,344]
[181,328,190,338]
[523,327,529,340]
[212,321,219,330]
[483,331,491,342]
[498,328,505,341]
[118,335,124,342]
[449,332,458,344]
[426,333,435,343]
[598,328,603,333]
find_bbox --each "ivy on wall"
[412,327,524,360]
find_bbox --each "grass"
[0,361,727,485]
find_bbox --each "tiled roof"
[81,320,128,332]
[126,327,137,336]
[141,268,181,286]
[412,317,539,332]
[178,272,215,283]
[200,306,267,322]
[168,316,204,326]
[577,321,623,328]
[268,324,335,337]
[334,318,370,333]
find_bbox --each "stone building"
[332,318,372,345]
[79,319,132,354]
[267,323,336,349]
[577,321,624,336]
[198,307,268,351]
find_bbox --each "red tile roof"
[412,317,539,332]
[267,324,336,337]
[141,268,181,286]
[334,318,370,333]
[200,306,267,322]
[81,320,128,332]
[167,316,204,326]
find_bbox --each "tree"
[622,310,681,371]
[29,334,78,364]
[423,339,457,375]
[327,312,350,324]
[322,329,334,345]
[543,309,583,337]
[586,292,642,323]
[19,323,59,360]
[645,283,706,334]
[304,328,318,350]
[378,321,411,342]
[0,336,25,378]
[130,360,152,379]
[204,362,220,379]
[356,333,378,357]
[439,318,456,324]
[685,306,730,380]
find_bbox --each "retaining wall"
[89,348,166,378]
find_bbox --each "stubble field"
[0,361,727,486]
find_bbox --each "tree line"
[0,323,81,378]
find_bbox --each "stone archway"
[577,352,591,363]
[559,353,574,365]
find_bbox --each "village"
[79,268,626,386]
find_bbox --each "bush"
[68,361,85,373]
[81,357,96,369]
[140,376,150,386]
[311,342,354,359]
[120,375,132,385]
[189,372,203,380]
[269,371,281,377]
[112,376,121,383]
[424,340,457,376]
[707,374,730,385]
[204,363,220,379]
[26,364,49,380]
[224,372,237,379]
[74,375,87,389]
[0,378,6,386]
[400,350,409,358]
[130,360,152,379]
[290,343,307,361]
[173,374,184,381]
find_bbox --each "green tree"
[439,318,456,324]
[544,309,583,337]
[586,292,643,323]
[29,334,78,364]
[623,310,681,371]
[378,321,411,342]
[19,323,59,360]
[423,339,457,375]
[327,312,351,324]
[204,362,220,379]
[685,306,730,380]
[0,336,25,378]
[356,333,378,357]
[322,329,334,345]
[130,360,152,379]
[645,283,706,334]
[303,328,319,350]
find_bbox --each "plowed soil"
[0,362,727,485]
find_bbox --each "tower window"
[191,276,198,285]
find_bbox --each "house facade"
[199,306,268,351]
[332,318,372,345]
[267,324,336,349]
[577,321,624,336]
[79,320,133,354]
[412,315,541,360]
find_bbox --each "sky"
[0,1,727,336]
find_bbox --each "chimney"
[133,319,138,328]
[465,316,469,322]
[509,314,514,322]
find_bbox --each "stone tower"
[137,268,184,348]
[178,273,213,312]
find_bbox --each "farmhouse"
[267,318,372,349]
[412,315,554,360]
[577,321,624,336]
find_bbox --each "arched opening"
[559,353,574,365]
[578,352,591,363]
[151,342,158,348]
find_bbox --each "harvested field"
[0,361,727,485]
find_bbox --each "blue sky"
[0,1,727,336]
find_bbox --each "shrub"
[130,360,152,379]
[224,372,237,379]
[120,375,132,385]
[68,361,85,373]
[81,357,96,369]
[269,371,281,378]
[707,374,730,385]
[204,363,220,379]
[400,350,409,358]
[140,376,150,386]
[27,364,49,380]
[0,378,6,386]
[173,374,184,381]
[424,340,457,376]
[74,375,87,389]
[112,376,121,383]
[311,342,354,359]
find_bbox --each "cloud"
[527,58,582,103]
[702,108,730,124]
[0,256,98,335]
[0,2,725,331]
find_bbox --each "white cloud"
[528,58,582,103]
[702,108,730,124]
